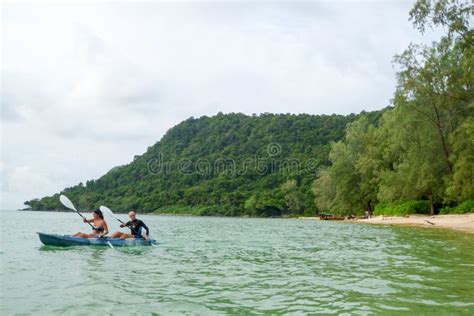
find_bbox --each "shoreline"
[353,213,474,233]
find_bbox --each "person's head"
[128,211,137,220]
[93,209,104,220]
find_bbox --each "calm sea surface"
[1,210,473,315]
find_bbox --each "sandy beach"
[356,213,474,233]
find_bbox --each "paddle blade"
[100,205,124,225]
[100,205,114,216]
[59,195,78,212]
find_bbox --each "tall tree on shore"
[376,103,448,214]
[312,167,336,213]
[281,180,304,214]
[312,117,382,215]
[393,0,473,208]
[313,0,473,215]
[446,110,474,201]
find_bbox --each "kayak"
[38,232,156,247]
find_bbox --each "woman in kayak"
[73,209,109,238]
[109,211,149,240]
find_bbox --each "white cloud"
[1,1,441,209]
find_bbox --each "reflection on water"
[1,211,474,315]
[39,245,78,252]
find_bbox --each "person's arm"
[83,218,94,223]
[120,221,130,228]
[102,221,109,237]
[140,221,150,239]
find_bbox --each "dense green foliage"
[374,201,431,216]
[440,200,474,214]
[313,0,473,216]
[25,111,383,216]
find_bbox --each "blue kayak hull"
[38,233,156,247]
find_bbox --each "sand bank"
[356,213,474,233]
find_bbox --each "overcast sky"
[1,1,441,209]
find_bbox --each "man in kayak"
[109,211,150,240]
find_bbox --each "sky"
[1,0,441,209]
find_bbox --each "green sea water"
[1,210,473,315]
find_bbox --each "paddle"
[100,205,154,245]
[59,195,114,249]
[60,195,95,230]
[100,205,127,226]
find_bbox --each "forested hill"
[25,110,384,216]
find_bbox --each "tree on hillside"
[281,180,304,214]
